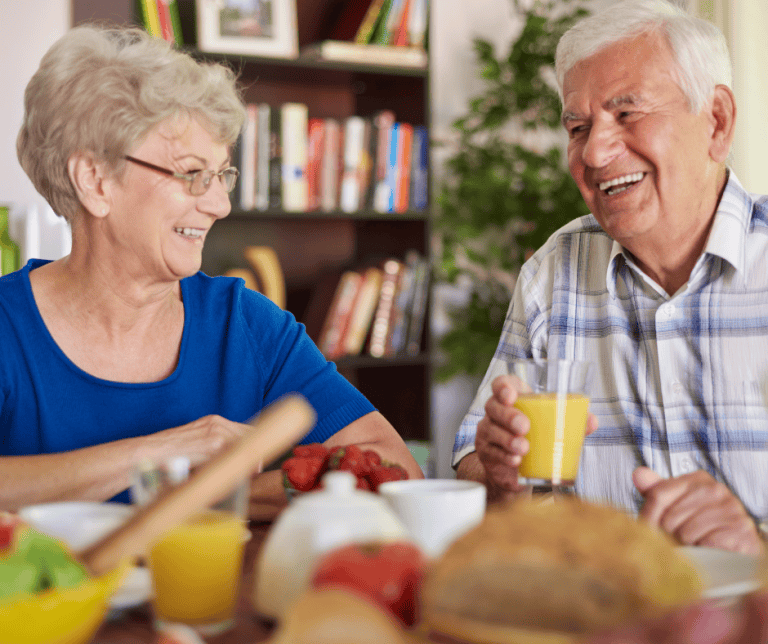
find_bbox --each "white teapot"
[252,470,411,621]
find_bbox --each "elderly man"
[454,0,767,556]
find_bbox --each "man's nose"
[581,121,625,168]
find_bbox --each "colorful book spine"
[340,116,366,213]
[256,104,271,211]
[409,125,428,211]
[281,103,309,212]
[321,119,341,212]
[354,0,388,44]
[395,122,413,213]
[139,0,162,38]
[268,106,282,210]
[318,271,363,359]
[368,258,403,357]
[307,118,325,211]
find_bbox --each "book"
[375,121,399,213]
[306,118,325,211]
[320,118,341,212]
[409,124,428,211]
[395,122,414,213]
[405,254,430,356]
[138,0,162,38]
[256,104,271,211]
[392,0,413,47]
[367,110,396,210]
[368,258,403,357]
[300,41,428,68]
[379,0,404,45]
[407,0,428,49]
[317,270,364,359]
[281,103,309,212]
[326,0,380,42]
[342,266,384,356]
[302,270,345,342]
[239,104,258,211]
[268,106,282,209]
[156,0,175,43]
[354,0,389,45]
[339,116,367,213]
[386,255,417,355]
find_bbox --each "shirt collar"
[604,170,753,296]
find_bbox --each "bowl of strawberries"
[281,443,409,499]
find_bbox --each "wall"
[698,0,768,195]
[0,0,69,214]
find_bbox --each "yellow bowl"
[0,561,129,644]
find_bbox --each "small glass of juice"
[135,458,250,636]
[507,359,593,494]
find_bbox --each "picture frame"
[196,0,298,59]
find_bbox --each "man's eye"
[568,125,588,137]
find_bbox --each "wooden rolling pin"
[79,394,315,576]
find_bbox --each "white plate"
[18,501,152,609]
[110,565,153,610]
[679,546,762,599]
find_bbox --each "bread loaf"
[421,496,702,641]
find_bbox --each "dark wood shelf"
[228,208,430,222]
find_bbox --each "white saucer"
[679,546,762,600]
[111,565,153,610]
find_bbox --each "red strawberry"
[367,464,408,492]
[281,455,327,492]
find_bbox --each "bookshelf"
[72,0,433,444]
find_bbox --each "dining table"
[94,520,277,644]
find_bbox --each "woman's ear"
[708,84,736,163]
[67,151,112,218]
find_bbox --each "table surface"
[94,522,276,644]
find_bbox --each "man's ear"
[708,84,736,163]
[67,151,112,218]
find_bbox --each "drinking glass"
[507,359,593,494]
[133,457,251,636]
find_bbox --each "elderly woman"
[2,25,422,514]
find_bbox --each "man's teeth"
[174,227,204,238]
[599,172,644,195]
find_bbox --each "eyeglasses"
[123,155,239,196]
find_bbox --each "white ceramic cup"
[378,479,486,558]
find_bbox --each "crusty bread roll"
[421,496,703,642]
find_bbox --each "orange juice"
[148,509,245,629]
[514,392,590,483]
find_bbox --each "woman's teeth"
[599,172,644,195]
[174,227,203,239]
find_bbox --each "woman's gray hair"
[555,0,732,114]
[17,24,246,222]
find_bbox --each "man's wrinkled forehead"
[561,93,645,128]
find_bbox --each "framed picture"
[196,0,298,59]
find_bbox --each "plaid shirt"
[454,172,768,520]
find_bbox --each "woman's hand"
[152,415,250,467]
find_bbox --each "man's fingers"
[633,466,663,493]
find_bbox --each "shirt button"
[672,381,684,395]
[680,457,694,472]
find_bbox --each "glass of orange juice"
[508,359,593,493]
[135,458,250,636]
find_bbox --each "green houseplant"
[433,0,590,381]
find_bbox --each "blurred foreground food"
[420,496,703,642]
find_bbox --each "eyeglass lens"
[191,168,238,195]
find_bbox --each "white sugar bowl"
[252,470,411,621]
